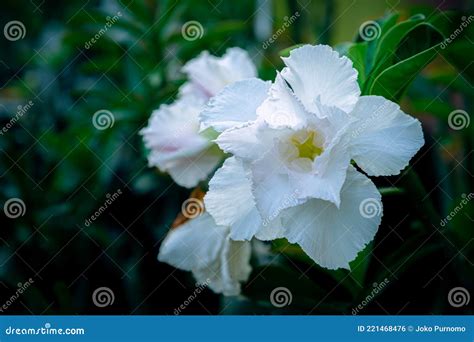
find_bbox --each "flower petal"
[255,217,285,241]
[182,47,257,98]
[281,166,382,270]
[215,121,269,161]
[256,73,307,130]
[193,239,251,296]
[205,157,262,241]
[158,213,227,271]
[250,145,302,221]
[200,78,270,132]
[281,44,360,113]
[290,140,351,207]
[158,212,251,296]
[165,147,222,188]
[141,97,221,188]
[348,96,425,176]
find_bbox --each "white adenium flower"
[202,44,425,270]
[158,212,252,296]
[140,48,257,188]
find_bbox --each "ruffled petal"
[250,145,302,221]
[281,45,360,113]
[256,73,308,130]
[215,121,269,161]
[158,213,227,271]
[165,147,222,188]
[182,47,257,98]
[200,78,270,132]
[141,96,221,188]
[289,139,351,207]
[158,212,252,296]
[281,166,382,270]
[205,157,262,241]
[348,96,425,176]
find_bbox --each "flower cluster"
[141,45,424,296]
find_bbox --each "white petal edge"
[256,73,308,130]
[158,213,227,271]
[348,95,425,176]
[165,147,222,188]
[205,157,262,241]
[200,78,271,132]
[158,213,252,296]
[281,44,360,113]
[182,47,257,98]
[280,166,382,270]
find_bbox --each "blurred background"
[0,0,472,314]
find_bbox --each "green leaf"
[346,42,369,86]
[368,44,440,101]
[367,23,444,101]
[369,15,426,79]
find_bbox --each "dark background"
[0,0,472,314]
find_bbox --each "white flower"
[158,212,252,296]
[140,48,257,188]
[202,44,425,270]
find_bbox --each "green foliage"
[0,0,472,315]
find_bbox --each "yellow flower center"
[292,131,323,161]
